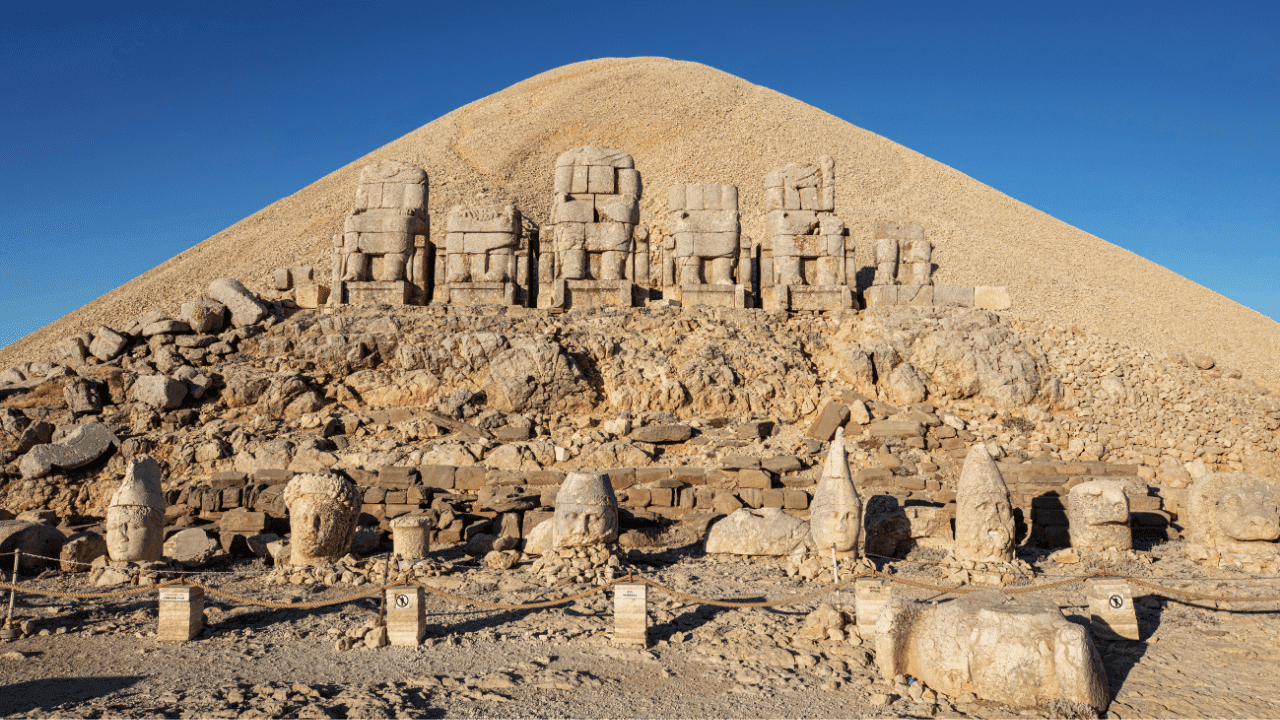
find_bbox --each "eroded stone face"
[876,592,1109,712]
[809,427,862,555]
[551,472,618,548]
[1188,472,1280,558]
[283,473,360,567]
[106,455,166,563]
[954,445,1015,563]
[1069,480,1132,551]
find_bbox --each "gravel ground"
[4,57,1277,388]
[2,543,1279,719]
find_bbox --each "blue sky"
[2,0,1277,350]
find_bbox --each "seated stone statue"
[330,160,430,305]
[665,184,744,307]
[1186,472,1280,569]
[106,455,166,563]
[760,157,852,311]
[282,473,360,567]
[440,204,528,306]
[1068,480,1131,552]
[876,592,1109,712]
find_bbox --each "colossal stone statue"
[809,427,862,557]
[282,473,360,567]
[439,204,529,306]
[105,455,166,563]
[551,471,619,548]
[1068,480,1132,552]
[876,592,1109,712]
[954,444,1015,564]
[330,160,430,306]
[759,157,853,311]
[1186,472,1280,569]
[665,183,746,307]
[539,146,647,308]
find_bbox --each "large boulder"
[208,278,268,328]
[705,508,810,556]
[88,326,129,362]
[60,531,108,572]
[485,339,589,413]
[62,377,105,414]
[0,520,66,571]
[129,375,187,410]
[163,528,221,564]
[18,422,118,479]
[181,296,228,334]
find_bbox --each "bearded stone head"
[283,473,361,567]
[954,445,1015,563]
[552,472,619,548]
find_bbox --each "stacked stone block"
[863,221,1010,310]
[439,204,528,306]
[665,184,746,308]
[759,157,853,311]
[330,160,431,306]
[539,146,647,308]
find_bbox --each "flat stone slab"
[19,422,118,479]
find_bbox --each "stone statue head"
[283,473,361,567]
[552,472,619,548]
[1188,472,1280,557]
[809,428,862,555]
[1068,480,1131,552]
[106,455,166,563]
[954,444,1015,563]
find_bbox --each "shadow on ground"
[0,676,144,715]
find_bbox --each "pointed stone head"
[283,473,361,567]
[954,444,1015,563]
[106,455,166,563]
[809,428,863,555]
[553,472,619,548]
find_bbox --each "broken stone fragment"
[0,520,66,571]
[208,278,268,328]
[704,508,809,556]
[129,374,187,410]
[88,326,129,362]
[18,421,118,479]
[180,296,228,334]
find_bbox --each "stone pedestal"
[855,577,890,640]
[386,585,425,646]
[768,284,853,312]
[157,585,203,642]
[863,285,979,308]
[680,284,746,308]
[440,282,518,306]
[346,281,411,306]
[613,583,648,648]
[390,516,433,561]
[1086,579,1139,640]
[542,279,636,309]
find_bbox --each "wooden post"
[1087,579,1139,640]
[613,583,647,648]
[855,577,890,640]
[157,585,203,642]
[386,586,425,646]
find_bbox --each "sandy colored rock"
[876,592,1109,712]
[129,374,187,410]
[163,528,220,564]
[207,278,267,328]
[1068,480,1132,551]
[282,473,361,567]
[704,508,809,556]
[954,444,1014,563]
[106,455,166,563]
[808,427,861,555]
[1185,472,1280,562]
[390,514,434,560]
[0,520,65,571]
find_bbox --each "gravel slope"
[3,57,1277,386]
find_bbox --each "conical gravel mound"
[4,57,1277,384]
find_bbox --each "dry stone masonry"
[330,160,431,306]
[759,157,854,311]
[665,183,746,308]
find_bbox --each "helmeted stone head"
[283,473,361,567]
[106,455,166,563]
[955,444,1015,563]
[1068,480,1131,551]
[552,472,619,548]
[809,427,862,555]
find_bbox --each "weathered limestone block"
[390,514,434,560]
[130,374,187,410]
[975,286,1012,310]
[540,146,644,309]
[667,183,745,307]
[63,377,104,414]
[1068,480,1132,551]
[954,444,1015,563]
[19,421,118,479]
[552,472,619,548]
[208,278,268,328]
[180,296,227,334]
[0,520,65,571]
[1186,472,1280,564]
[440,204,527,306]
[808,428,861,556]
[164,528,220,563]
[106,456,166,563]
[282,473,360,567]
[60,531,107,572]
[332,160,430,306]
[705,508,809,556]
[760,157,851,311]
[876,592,1109,712]
[89,326,129,362]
